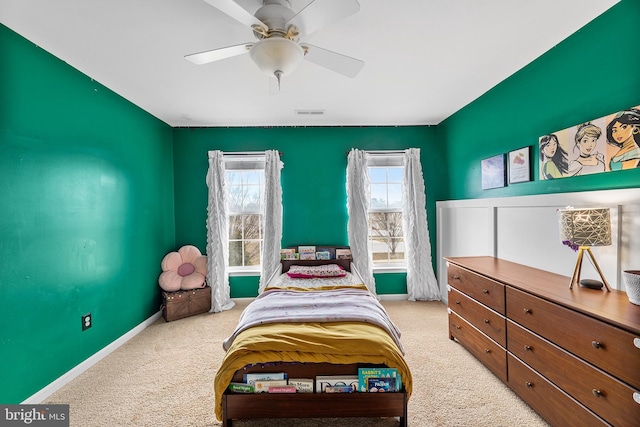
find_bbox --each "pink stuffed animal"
[158,245,207,291]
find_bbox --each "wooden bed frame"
[220,247,409,426]
[222,362,407,426]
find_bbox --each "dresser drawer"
[506,286,640,389]
[508,320,640,427]
[447,263,505,314]
[449,310,507,382]
[448,285,506,347]
[507,354,608,427]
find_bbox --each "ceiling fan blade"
[287,0,360,37]
[302,44,364,78]
[185,43,252,65]
[202,0,267,31]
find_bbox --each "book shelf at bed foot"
[221,391,407,427]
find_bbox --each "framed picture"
[481,154,506,190]
[508,146,531,184]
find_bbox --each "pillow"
[158,245,207,291]
[286,264,347,279]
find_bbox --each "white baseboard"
[378,294,409,301]
[22,311,162,404]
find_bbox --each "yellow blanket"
[214,321,412,421]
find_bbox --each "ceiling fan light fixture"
[249,37,304,79]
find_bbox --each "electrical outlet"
[82,313,92,331]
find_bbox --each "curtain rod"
[345,149,406,156]
[208,150,283,158]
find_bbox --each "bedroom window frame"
[367,152,407,270]
[225,155,265,274]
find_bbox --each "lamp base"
[569,246,611,291]
[579,279,604,290]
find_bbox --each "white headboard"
[436,188,640,302]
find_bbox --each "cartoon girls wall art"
[538,104,640,179]
[539,133,568,179]
[567,121,606,176]
[605,108,640,170]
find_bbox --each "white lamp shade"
[249,37,304,77]
[558,207,612,247]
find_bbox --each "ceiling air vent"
[295,110,325,116]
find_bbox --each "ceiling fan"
[185,0,364,88]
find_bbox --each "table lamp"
[558,207,612,291]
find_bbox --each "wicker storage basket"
[623,270,640,305]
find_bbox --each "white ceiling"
[1,0,620,127]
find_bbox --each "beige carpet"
[45,300,549,426]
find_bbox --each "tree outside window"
[368,166,405,264]
[226,169,263,268]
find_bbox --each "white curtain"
[346,149,376,295]
[258,150,284,293]
[206,150,235,312]
[403,148,439,301]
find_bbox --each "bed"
[213,249,412,426]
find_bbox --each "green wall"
[440,0,640,200]
[3,0,638,407]
[172,126,444,297]
[0,25,175,403]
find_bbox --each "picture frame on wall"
[481,154,506,190]
[508,146,531,184]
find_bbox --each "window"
[225,156,265,270]
[367,154,405,266]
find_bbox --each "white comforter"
[222,287,404,354]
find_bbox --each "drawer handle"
[483,319,490,324]
[592,389,603,398]
[484,349,491,354]
[482,289,489,294]
[591,341,602,349]
[455,325,461,330]
[525,382,533,388]
[455,300,460,305]
[523,308,531,315]
[524,345,532,351]
[452,275,460,280]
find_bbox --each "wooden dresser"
[445,256,640,427]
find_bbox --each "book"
[254,379,287,393]
[315,375,358,393]
[268,385,297,393]
[244,372,287,385]
[367,377,397,392]
[227,382,254,393]
[288,378,314,393]
[325,385,355,393]
[280,248,296,260]
[336,248,352,259]
[315,251,330,260]
[358,368,401,392]
[284,252,300,260]
[298,246,316,260]
[316,247,336,259]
